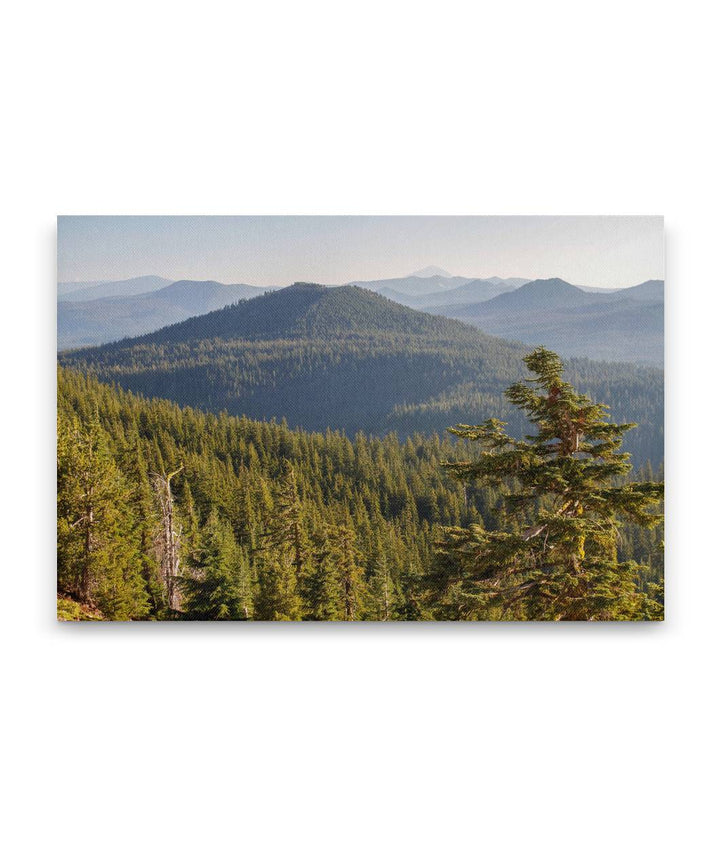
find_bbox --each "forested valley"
[57,359,664,621]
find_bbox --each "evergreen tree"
[126,438,164,616]
[265,462,310,585]
[302,518,342,620]
[57,412,149,620]
[330,525,365,620]
[430,348,663,620]
[180,511,250,620]
[254,551,303,620]
[366,551,398,621]
[255,462,308,620]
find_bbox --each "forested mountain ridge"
[57,367,663,621]
[87,282,487,344]
[57,271,660,356]
[59,283,664,465]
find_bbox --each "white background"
[2,1,717,854]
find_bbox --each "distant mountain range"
[56,270,525,349]
[58,275,173,302]
[410,266,454,278]
[385,278,524,309]
[57,269,663,367]
[346,274,476,297]
[59,282,664,465]
[57,279,274,349]
[428,278,663,366]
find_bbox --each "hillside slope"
[57,367,663,621]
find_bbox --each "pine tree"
[254,550,303,620]
[330,525,365,620]
[366,551,397,620]
[57,412,149,620]
[302,517,342,620]
[254,462,307,620]
[125,438,164,616]
[265,462,310,585]
[179,477,201,562]
[431,347,664,621]
[180,511,250,620]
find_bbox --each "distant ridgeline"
[57,277,276,349]
[424,278,664,367]
[59,283,664,466]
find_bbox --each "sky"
[57,216,664,289]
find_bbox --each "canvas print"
[57,216,664,621]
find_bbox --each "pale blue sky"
[58,215,663,289]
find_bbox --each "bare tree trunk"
[153,466,184,614]
[382,563,390,621]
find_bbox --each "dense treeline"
[59,285,664,465]
[57,366,662,620]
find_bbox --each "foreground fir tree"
[431,347,664,621]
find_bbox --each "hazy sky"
[57,216,663,289]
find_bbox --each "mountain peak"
[472,277,589,313]
[286,281,327,292]
[527,277,575,288]
[410,266,453,278]
[614,279,664,302]
[78,282,484,351]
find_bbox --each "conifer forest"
[57,300,664,621]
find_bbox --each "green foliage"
[331,525,366,620]
[428,347,664,620]
[57,363,663,621]
[57,410,149,620]
[57,596,103,621]
[180,511,252,620]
